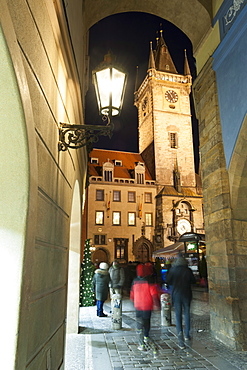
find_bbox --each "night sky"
[85,12,199,171]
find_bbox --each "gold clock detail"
[165,90,178,103]
[177,219,191,234]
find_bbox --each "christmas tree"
[80,239,95,307]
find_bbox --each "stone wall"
[193,58,246,350]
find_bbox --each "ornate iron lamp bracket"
[58,115,113,151]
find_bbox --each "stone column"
[193,58,246,350]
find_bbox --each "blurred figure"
[130,264,160,351]
[109,260,125,298]
[166,257,196,349]
[199,253,208,289]
[92,262,110,317]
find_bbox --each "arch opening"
[0,25,29,368]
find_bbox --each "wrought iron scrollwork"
[58,115,113,151]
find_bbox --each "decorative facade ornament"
[224,0,245,26]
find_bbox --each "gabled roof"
[89,148,154,180]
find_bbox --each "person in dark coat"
[109,260,125,298]
[92,262,110,317]
[166,256,196,349]
[130,264,160,350]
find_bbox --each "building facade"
[86,34,204,264]
[1,1,247,367]
[86,149,156,264]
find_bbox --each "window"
[112,211,121,225]
[144,192,152,203]
[135,162,145,184]
[91,157,98,164]
[114,160,122,166]
[95,211,104,225]
[113,190,121,202]
[94,235,106,245]
[128,212,136,226]
[104,170,113,182]
[128,191,136,202]
[114,238,128,260]
[170,132,178,148]
[96,189,104,201]
[145,213,153,226]
[136,173,144,184]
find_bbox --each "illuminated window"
[113,190,121,202]
[114,238,128,260]
[145,213,153,226]
[95,211,104,225]
[170,132,178,148]
[144,192,152,203]
[113,211,121,225]
[128,212,136,226]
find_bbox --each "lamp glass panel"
[95,68,111,113]
[95,67,126,116]
[112,68,125,114]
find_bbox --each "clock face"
[165,90,178,103]
[177,219,191,234]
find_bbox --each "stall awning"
[152,242,184,258]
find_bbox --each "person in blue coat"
[166,256,196,349]
[92,262,110,317]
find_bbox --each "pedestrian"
[92,262,110,317]
[109,260,125,298]
[130,263,160,351]
[166,256,196,349]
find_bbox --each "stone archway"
[133,237,153,263]
[83,1,212,52]
[229,114,247,221]
[0,22,37,368]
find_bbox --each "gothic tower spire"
[184,49,191,76]
[148,41,156,70]
[154,30,178,73]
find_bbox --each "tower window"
[170,133,178,148]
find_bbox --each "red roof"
[89,148,154,180]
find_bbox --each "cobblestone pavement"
[65,288,247,370]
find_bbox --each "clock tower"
[134,31,204,248]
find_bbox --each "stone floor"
[65,287,247,369]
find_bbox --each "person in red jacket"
[130,263,160,350]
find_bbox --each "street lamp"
[58,52,127,151]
